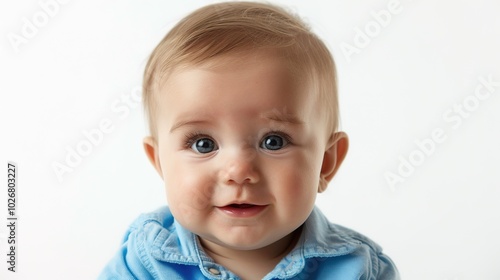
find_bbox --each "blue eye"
[261,134,288,151]
[191,138,217,154]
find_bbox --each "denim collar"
[144,206,364,279]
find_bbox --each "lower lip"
[217,205,267,218]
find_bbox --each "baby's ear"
[318,132,349,193]
[143,136,163,179]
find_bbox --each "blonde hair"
[143,1,339,139]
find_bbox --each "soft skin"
[143,50,348,278]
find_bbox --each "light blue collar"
[145,206,366,279]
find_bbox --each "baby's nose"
[220,150,260,185]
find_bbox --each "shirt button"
[208,267,221,275]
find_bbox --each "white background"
[1,0,499,279]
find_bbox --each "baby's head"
[142,1,348,255]
[144,1,340,140]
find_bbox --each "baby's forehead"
[156,54,318,116]
[160,49,313,91]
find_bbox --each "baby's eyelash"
[183,131,212,148]
[263,130,293,143]
[182,130,293,148]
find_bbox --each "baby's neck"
[199,227,302,280]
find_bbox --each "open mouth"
[218,203,267,217]
[227,203,256,209]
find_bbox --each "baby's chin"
[197,229,298,255]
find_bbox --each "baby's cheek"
[167,174,215,213]
[280,161,318,200]
[167,188,210,230]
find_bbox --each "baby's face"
[146,50,334,251]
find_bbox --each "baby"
[99,2,399,279]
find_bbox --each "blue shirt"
[99,206,399,279]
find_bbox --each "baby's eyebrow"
[169,119,210,133]
[169,112,304,133]
[260,111,304,125]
